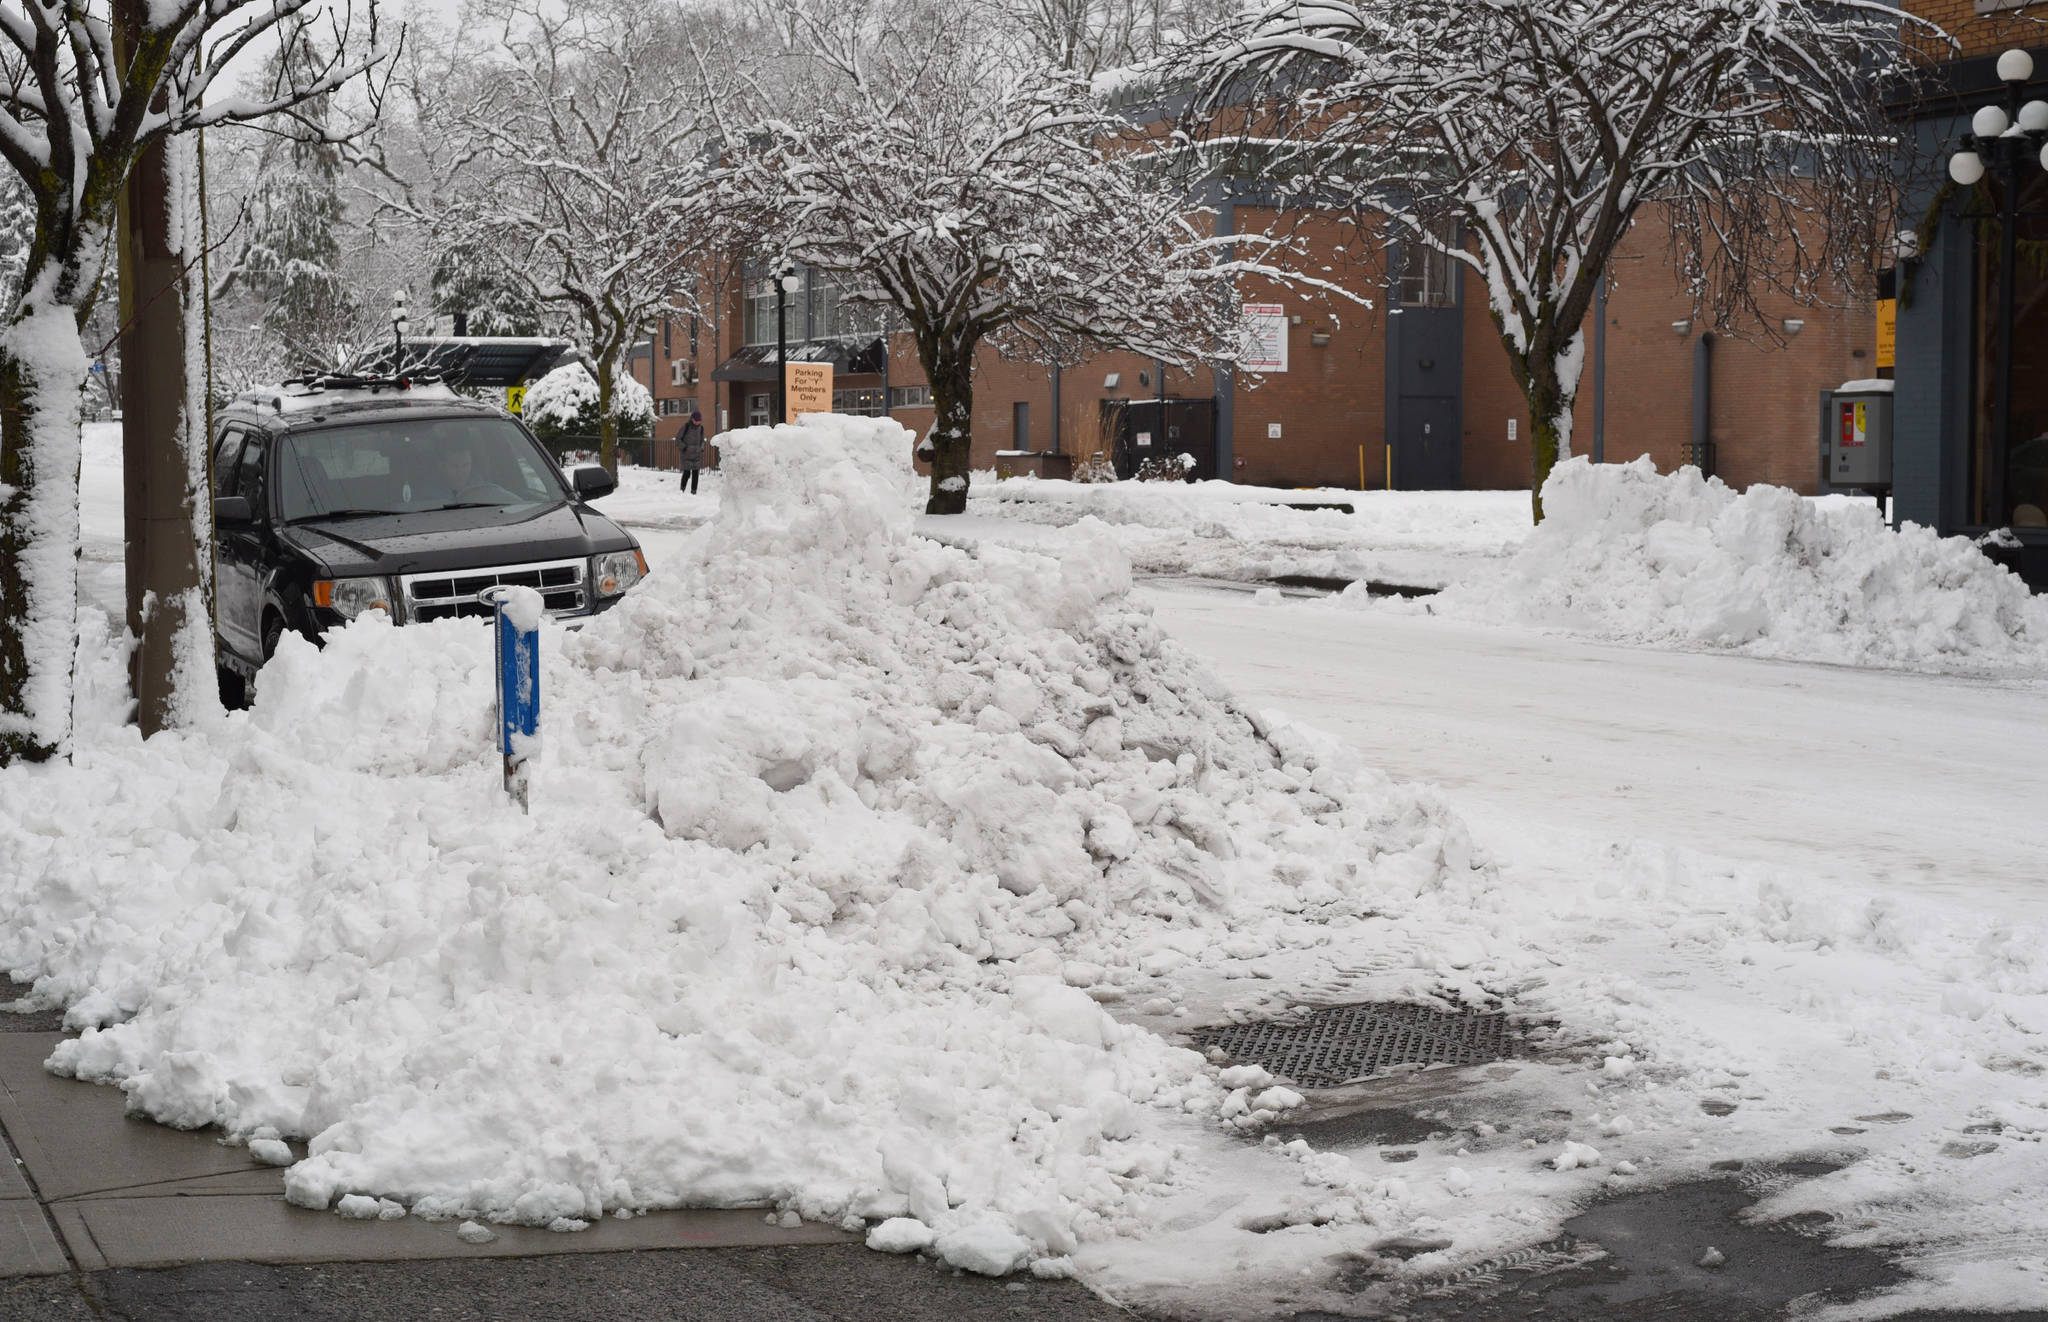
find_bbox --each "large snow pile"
[0,414,1494,1272]
[1412,457,2048,671]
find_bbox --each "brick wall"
[682,204,1871,496]
[1906,0,2048,60]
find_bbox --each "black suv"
[210,377,646,698]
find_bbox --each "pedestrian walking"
[678,412,707,494]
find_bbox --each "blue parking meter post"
[481,586,542,811]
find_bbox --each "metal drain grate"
[1195,1002,1518,1088]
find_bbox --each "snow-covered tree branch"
[730,0,1327,515]
[1197,0,1928,519]
[386,0,734,474]
[0,0,392,765]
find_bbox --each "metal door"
[1387,232,1465,490]
[1397,397,1461,491]
[1108,399,1217,480]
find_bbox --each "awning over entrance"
[711,338,886,382]
[362,337,575,388]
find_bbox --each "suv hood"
[281,501,636,578]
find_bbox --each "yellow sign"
[505,385,527,415]
[1875,298,1895,370]
[785,362,832,422]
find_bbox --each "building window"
[889,385,932,409]
[1398,223,1458,308]
[660,398,680,417]
[746,393,771,426]
[744,277,793,347]
[833,387,885,416]
[812,272,888,341]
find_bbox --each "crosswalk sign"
[506,385,526,415]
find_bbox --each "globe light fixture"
[1949,151,1986,185]
[1974,105,2011,138]
[2019,100,2048,134]
[1996,48,2034,85]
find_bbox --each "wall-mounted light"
[1781,318,1805,335]
[1137,371,1150,387]
[1671,319,1692,335]
[1288,314,1302,326]
[1309,331,1331,347]
[1103,372,1120,388]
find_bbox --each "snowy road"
[1137,581,2048,924]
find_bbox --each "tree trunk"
[918,334,976,516]
[122,129,215,737]
[1507,330,1584,525]
[594,357,618,476]
[0,301,91,765]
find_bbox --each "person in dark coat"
[677,412,707,493]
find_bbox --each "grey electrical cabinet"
[1827,384,1893,489]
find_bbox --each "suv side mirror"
[214,495,254,526]
[571,465,616,501]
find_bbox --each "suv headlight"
[594,549,648,598]
[315,576,394,620]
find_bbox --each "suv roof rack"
[235,373,461,415]
[280,371,444,393]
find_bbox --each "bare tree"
[731,0,1338,515]
[1198,0,1921,519]
[373,0,732,473]
[1003,0,1237,76]
[0,0,391,765]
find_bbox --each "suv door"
[214,427,269,662]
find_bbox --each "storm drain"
[1194,1002,1520,1089]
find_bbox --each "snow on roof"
[233,379,468,416]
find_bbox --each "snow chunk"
[866,1217,937,1254]
[1552,1141,1603,1171]
[456,1220,497,1245]
[934,1217,1032,1276]
[248,1138,293,1166]
[496,584,546,634]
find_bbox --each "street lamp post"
[774,264,801,424]
[1948,49,2048,526]
[390,290,410,377]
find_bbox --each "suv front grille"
[400,558,587,624]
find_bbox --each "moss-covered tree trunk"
[917,329,977,516]
[1504,328,1583,525]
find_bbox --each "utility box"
[1827,382,1893,489]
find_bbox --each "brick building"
[632,179,1883,499]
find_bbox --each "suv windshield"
[274,416,569,523]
